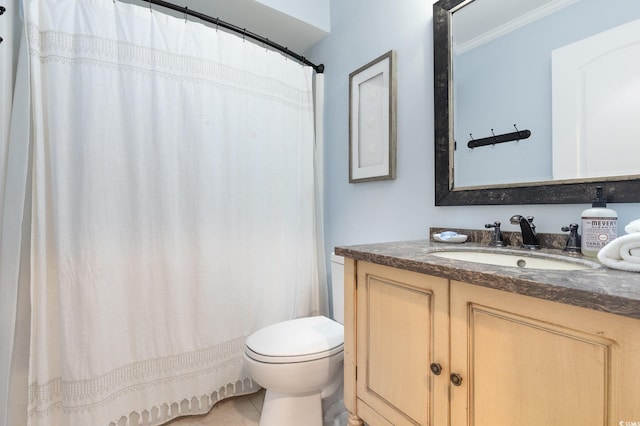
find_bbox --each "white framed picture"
[349,50,397,183]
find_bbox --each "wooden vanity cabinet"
[345,260,449,426]
[450,280,640,426]
[344,259,640,426]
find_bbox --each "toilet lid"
[245,316,344,358]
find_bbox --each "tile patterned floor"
[165,390,265,426]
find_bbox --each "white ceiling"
[120,0,328,53]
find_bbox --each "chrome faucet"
[485,221,505,247]
[509,215,540,250]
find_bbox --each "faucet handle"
[484,221,505,247]
[526,216,537,232]
[561,223,581,253]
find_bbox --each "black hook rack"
[467,124,531,149]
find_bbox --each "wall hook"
[467,126,532,149]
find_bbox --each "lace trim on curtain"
[107,378,259,426]
[27,24,313,110]
[27,337,255,424]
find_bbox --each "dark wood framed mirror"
[433,0,640,206]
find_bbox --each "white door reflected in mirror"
[552,18,640,180]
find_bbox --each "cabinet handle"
[450,373,463,386]
[429,363,442,375]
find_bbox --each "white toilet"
[243,254,346,426]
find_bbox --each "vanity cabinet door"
[449,280,640,426]
[355,262,449,426]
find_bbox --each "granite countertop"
[335,239,640,320]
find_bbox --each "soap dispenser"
[580,186,617,257]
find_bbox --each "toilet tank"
[330,253,345,324]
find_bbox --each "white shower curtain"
[1,2,32,426]
[12,0,326,424]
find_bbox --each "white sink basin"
[431,250,599,271]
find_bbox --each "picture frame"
[349,50,397,183]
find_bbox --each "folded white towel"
[598,233,640,272]
[625,219,640,234]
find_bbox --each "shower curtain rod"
[140,0,325,73]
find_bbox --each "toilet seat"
[245,316,344,364]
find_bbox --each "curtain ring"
[149,0,152,13]
[184,6,188,23]
[242,28,246,42]
[215,17,219,31]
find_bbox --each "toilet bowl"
[243,254,346,426]
[244,316,344,426]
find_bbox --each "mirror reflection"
[451,0,640,189]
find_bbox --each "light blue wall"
[306,0,640,285]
